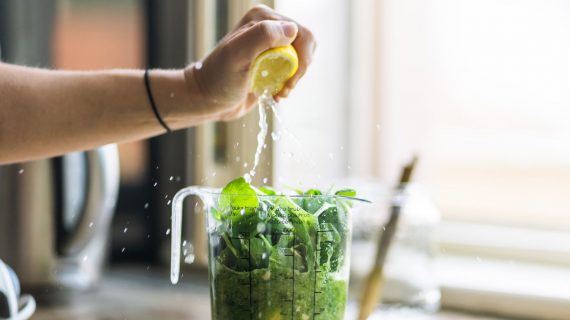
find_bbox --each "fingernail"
[280,22,298,38]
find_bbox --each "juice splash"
[244,89,318,184]
[244,90,274,183]
[243,45,299,183]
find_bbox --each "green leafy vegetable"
[210,178,361,320]
[335,188,357,197]
[219,177,259,211]
[258,186,277,195]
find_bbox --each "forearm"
[0,63,212,164]
[0,6,316,165]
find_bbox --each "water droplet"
[340,146,344,151]
[82,255,88,262]
[256,222,266,233]
[287,152,293,158]
[184,243,195,264]
[376,123,381,130]
[184,254,195,264]
[144,203,149,209]
[153,182,158,187]
[146,266,150,271]
[176,176,181,182]
[242,123,246,128]
[347,165,352,170]
[328,153,334,160]
[262,178,268,184]
[235,156,241,162]
[182,240,187,247]
[212,172,217,177]
[262,253,268,260]
[235,142,240,149]
[164,194,168,199]
[194,61,203,70]
[167,200,172,206]
[169,176,174,181]
[123,228,128,233]
[243,162,248,168]
[476,256,482,262]
[147,234,151,239]
[240,209,246,216]
[166,228,171,235]
[18,169,24,174]
[261,70,269,77]
[263,144,267,149]
[156,165,159,169]
[271,132,281,141]
[169,93,175,98]
[89,222,94,228]
[121,248,126,253]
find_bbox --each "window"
[274,0,570,318]
[348,0,570,230]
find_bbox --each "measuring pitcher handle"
[170,186,208,285]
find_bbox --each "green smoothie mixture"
[209,177,358,320]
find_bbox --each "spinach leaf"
[334,188,356,197]
[219,177,259,211]
[258,186,277,196]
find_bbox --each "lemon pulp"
[250,45,299,95]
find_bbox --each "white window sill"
[438,225,570,320]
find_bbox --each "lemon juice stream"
[244,90,273,183]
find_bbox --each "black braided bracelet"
[144,69,171,133]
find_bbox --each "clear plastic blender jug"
[171,186,370,320]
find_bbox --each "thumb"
[232,20,298,62]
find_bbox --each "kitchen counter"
[34,267,211,320]
[34,267,506,320]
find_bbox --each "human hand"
[183,5,316,122]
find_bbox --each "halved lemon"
[250,45,299,95]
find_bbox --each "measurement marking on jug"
[291,234,296,319]
[248,236,253,320]
[273,229,296,318]
[232,235,254,320]
[313,229,333,318]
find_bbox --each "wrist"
[183,63,223,123]
[147,67,217,131]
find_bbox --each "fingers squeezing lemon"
[250,45,299,96]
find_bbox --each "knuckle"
[249,4,270,16]
[256,20,276,42]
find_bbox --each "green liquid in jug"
[208,177,356,320]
